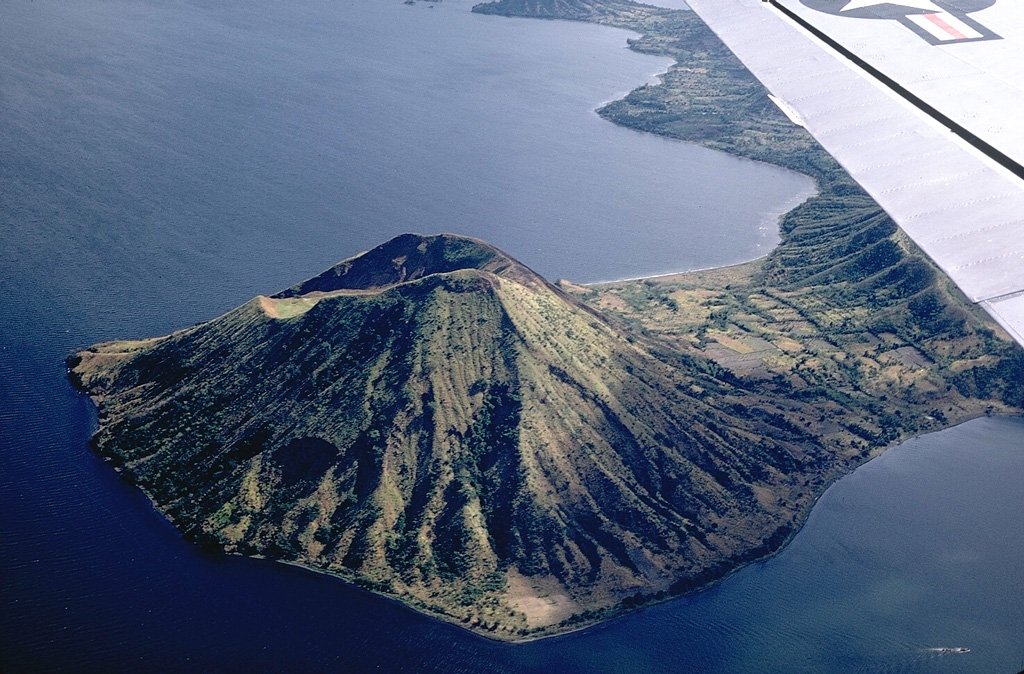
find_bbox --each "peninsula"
[71,234,858,638]
[68,0,1023,642]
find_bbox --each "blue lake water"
[1,0,1022,672]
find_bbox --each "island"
[68,0,1023,642]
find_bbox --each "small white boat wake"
[926,646,971,655]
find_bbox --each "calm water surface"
[2,0,1022,672]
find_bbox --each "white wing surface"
[684,0,1024,345]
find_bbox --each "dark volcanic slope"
[70,234,844,638]
[276,232,544,295]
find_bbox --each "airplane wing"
[683,0,1024,346]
